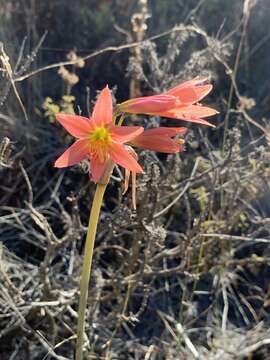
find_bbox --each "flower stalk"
[75,183,107,360]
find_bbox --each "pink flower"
[131,127,187,153]
[54,86,144,182]
[117,77,218,126]
[123,127,186,209]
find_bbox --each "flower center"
[90,127,111,142]
[89,127,111,162]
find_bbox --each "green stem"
[117,113,126,126]
[220,7,250,208]
[75,183,107,360]
[222,9,249,155]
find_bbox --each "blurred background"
[1,0,270,359]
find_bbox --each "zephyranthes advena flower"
[54,86,144,182]
[117,77,218,127]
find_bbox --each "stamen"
[89,127,111,162]
[123,169,130,195]
[131,172,137,210]
[176,139,185,145]
[122,169,137,210]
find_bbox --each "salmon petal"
[109,143,143,173]
[118,94,177,114]
[56,114,93,138]
[109,125,144,143]
[171,104,218,118]
[90,156,108,183]
[155,105,218,127]
[54,139,89,168]
[167,77,209,94]
[167,85,212,103]
[92,85,112,127]
[155,111,216,126]
[139,127,187,137]
[132,135,181,153]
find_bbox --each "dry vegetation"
[1,0,270,359]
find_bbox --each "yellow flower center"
[89,127,111,162]
[90,127,111,142]
[176,138,185,145]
